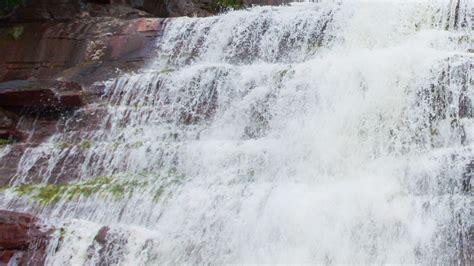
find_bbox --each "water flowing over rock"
[0,0,474,264]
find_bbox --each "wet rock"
[0,108,21,141]
[0,209,52,265]
[0,144,27,186]
[0,80,84,109]
[0,1,165,186]
[462,160,473,193]
[87,226,128,265]
[468,225,474,264]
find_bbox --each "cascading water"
[1,0,473,264]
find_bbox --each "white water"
[1,0,473,264]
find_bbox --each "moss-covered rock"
[211,0,243,12]
[1,172,186,206]
[0,138,10,146]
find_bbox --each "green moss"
[152,187,163,203]
[112,142,121,150]
[0,139,10,146]
[130,141,143,149]
[80,140,93,150]
[35,185,63,205]
[159,68,175,74]
[2,172,186,206]
[1,0,25,16]
[9,25,23,40]
[15,184,35,196]
[55,142,71,150]
[210,0,243,12]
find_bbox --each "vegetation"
[1,172,186,206]
[0,0,25,17]
[211,0,243,12]
[0,138,10,146]
[80,140,93,150]
[8,25,23,40]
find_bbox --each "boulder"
[0,210,52,265]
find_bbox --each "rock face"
[0,1,164,186]
[0,210,52,265]
[0,17,163,85]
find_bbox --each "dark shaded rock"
[243,0,287,5]
[0,144,27,186]
[462,160,473,193]
[2,0,291,23]
[0,209,52,265]
[0,108,21,141]
[468,225,474,264]
[0,80,84,109]
[141,0,212,17]
[12,0,83,22]
[137,0,291,17]
[4,0,151,22]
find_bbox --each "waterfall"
[1,0,473,264]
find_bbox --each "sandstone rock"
[0,17,163,85]
[0,80,84,109]
[0,210,52,265]
[0,17,163,87]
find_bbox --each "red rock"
[0,17,163,84]
[0,210,52,265]
[0,80,84,108]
